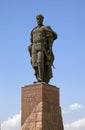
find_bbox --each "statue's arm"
[46,26,58,52]
[28,43,32,57]
[28,31,33,57]
[47,26,58,40]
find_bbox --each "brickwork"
[21,83,64,130]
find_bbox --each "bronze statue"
[28,14,58,83]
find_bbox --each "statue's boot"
[38,62,44,82]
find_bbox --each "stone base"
[21,82,64,130]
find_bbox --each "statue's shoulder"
[31,25,52,32]
[41,25,52,31]
[46,26,52,29]
[46,26,58,40]
[31,26,38,33]
[43,26,58,40]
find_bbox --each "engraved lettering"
[24,93,38,103]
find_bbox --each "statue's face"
[36,17,43,26]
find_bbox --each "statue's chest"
[33,27,46,39]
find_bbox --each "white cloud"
[1,108,85,130]
[62,103,84,114]
[69,103,83,110]
[1,113,21,130]
[65,118,85,130]
[62,103,85,123]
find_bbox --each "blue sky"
[0,0,85,130]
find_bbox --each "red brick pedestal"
[21,82,64,130]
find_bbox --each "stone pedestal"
[21,83,64,130]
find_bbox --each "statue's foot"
[38,78,43,82]
[33,81,37,83]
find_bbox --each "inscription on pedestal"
[24,93,38,103]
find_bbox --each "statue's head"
[36,14,44,20]
[36,14,44,26]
